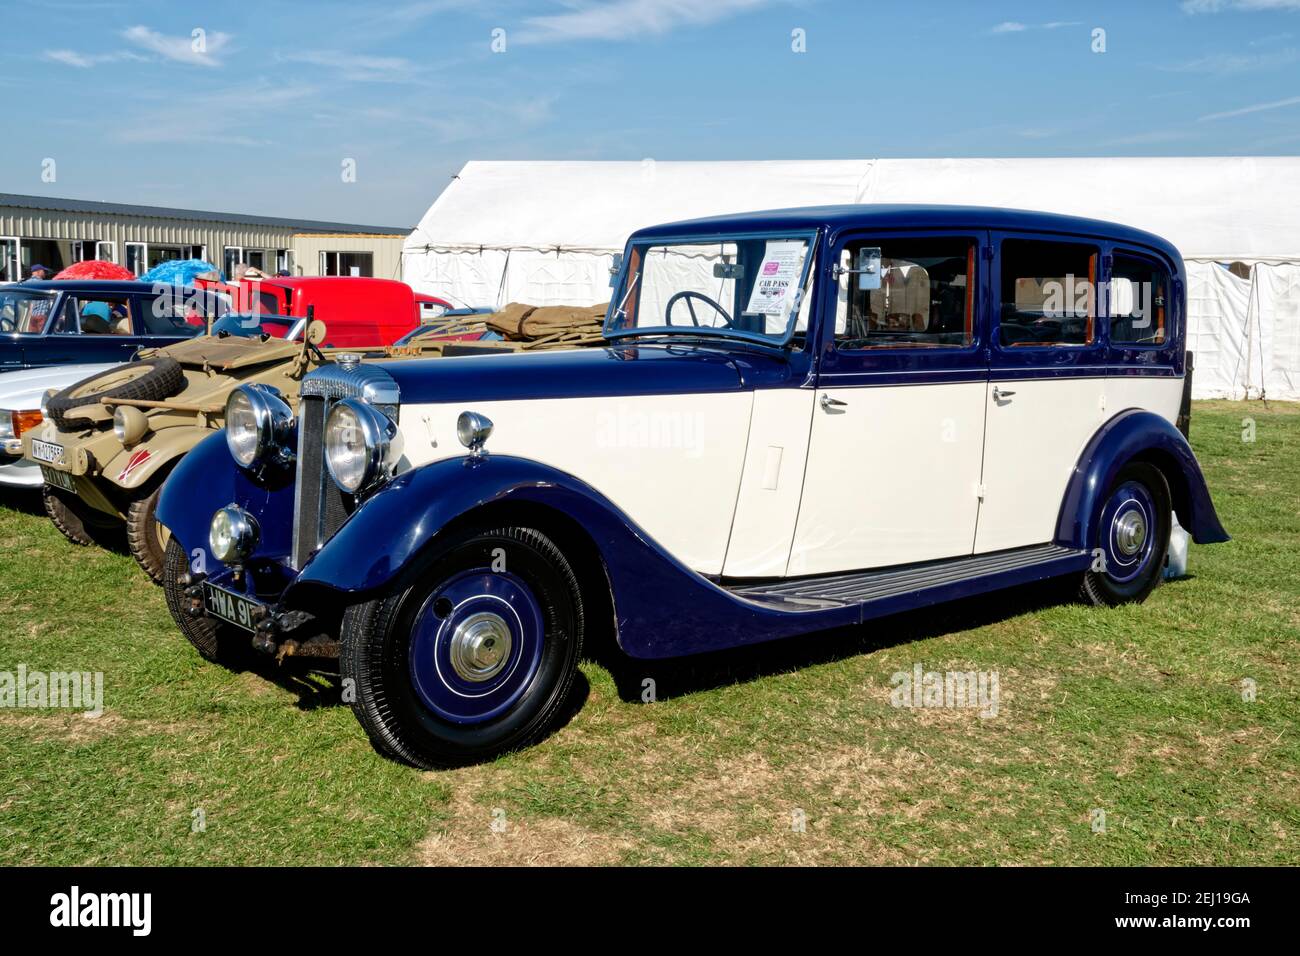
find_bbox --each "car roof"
[629,204,1183,261]
[6,279,171,292]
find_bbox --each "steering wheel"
[664,290,733,328]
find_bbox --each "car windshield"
[0,288,58,335]
[210,313,302,340]
[605,232,817,345]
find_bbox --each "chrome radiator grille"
[289,362,400,569]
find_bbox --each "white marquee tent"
[403,158,1300,400]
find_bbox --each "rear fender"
[1056,409,1229,549]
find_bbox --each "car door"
[975,232,1108,554]
[787,231,989,576]
[36,293,145,367]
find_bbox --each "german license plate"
[30,439,64,464]
[40,466,75,492]
[203,582,263,632]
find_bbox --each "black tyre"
[162,538,254,667]
[42,484,119,547]
[48,358,184,430]
[1079,462,1172,607]
[342,525,585,769]
[125,479,171,584]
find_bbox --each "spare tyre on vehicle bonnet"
[46,357,186,430]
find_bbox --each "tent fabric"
[403,158,1300,399]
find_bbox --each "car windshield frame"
[604,229,820,349]
[0,287,59,336]
[209,312,305,340]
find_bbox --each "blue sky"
[2,0,1298,227]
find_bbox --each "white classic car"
[154,205,1228,768]
[0,363,116,488]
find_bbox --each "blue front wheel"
[1079,462,1172,607]
[341,525,585,768]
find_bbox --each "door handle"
[820,394,847,411]
[993,386,1016,403]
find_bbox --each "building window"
[245,250,265,271]
[320,251,373,277]
[125,242,147,277]
[223,246,243,277]
[95,241,117,263]
[276,249,295,275]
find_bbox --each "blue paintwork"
[409,569,545,723]
[1055,409,1229,549]
[155,429,300,598]
[371,340,805,405]
[0,280,219,372]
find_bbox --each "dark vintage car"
[156,205,1228,769]
[0,280,228,372]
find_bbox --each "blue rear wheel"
[1080,462,1171,606]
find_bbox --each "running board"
[725,544,1089,616]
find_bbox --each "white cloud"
[1183,0,1300,12]
[1198,93,1300,120]
[280,50,422,83]
[1163,47,1299,72]
[45,48,142,68]
[990,20,1081,34]
[121,25,232,66]
[516,0,772,44]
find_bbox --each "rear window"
[1110,254,1169,346]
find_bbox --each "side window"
[998,239,1097,347]
[140,289,225,335]
[55,296,133,336]
[1110,254,1169,346]
[836,238,975,350]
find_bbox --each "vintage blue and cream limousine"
[157,205,1228,767]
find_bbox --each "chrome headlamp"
[324,397,401,493]
[225,384,294,471]
[209,504,259,563]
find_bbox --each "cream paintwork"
[788,382,987,575]
[1105,376,1181,426]
[397,392,754,575]
[721,388,817,578]
[975,376,1107,554]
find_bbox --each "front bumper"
[0,454,43,488]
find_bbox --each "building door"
[125,242,147,276]
[0,237,18,283]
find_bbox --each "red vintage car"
[194,277,458,347]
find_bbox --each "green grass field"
[1,400,1296,865]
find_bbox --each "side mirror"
[857,247,881,291]
[608,253,623,288]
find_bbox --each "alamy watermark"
[890,663,999,718]
[0,665,103,717]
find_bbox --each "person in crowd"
[26,264,53,281]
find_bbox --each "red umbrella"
[53,259,136,281]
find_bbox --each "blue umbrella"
[139,258,224,286]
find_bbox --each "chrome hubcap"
[448,611,513,683]
[1115,510,1147,556]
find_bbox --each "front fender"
[283,455,859,659]
[1056,409,1229,549]
[101,426,207,491]
[154,429,297,566]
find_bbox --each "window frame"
[990,231,1106,363]
[1105,246,1173,351]
[817,229,987,382]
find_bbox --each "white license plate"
[40,466,75,493]
[203,582,263,633]
[30,439,64,464]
